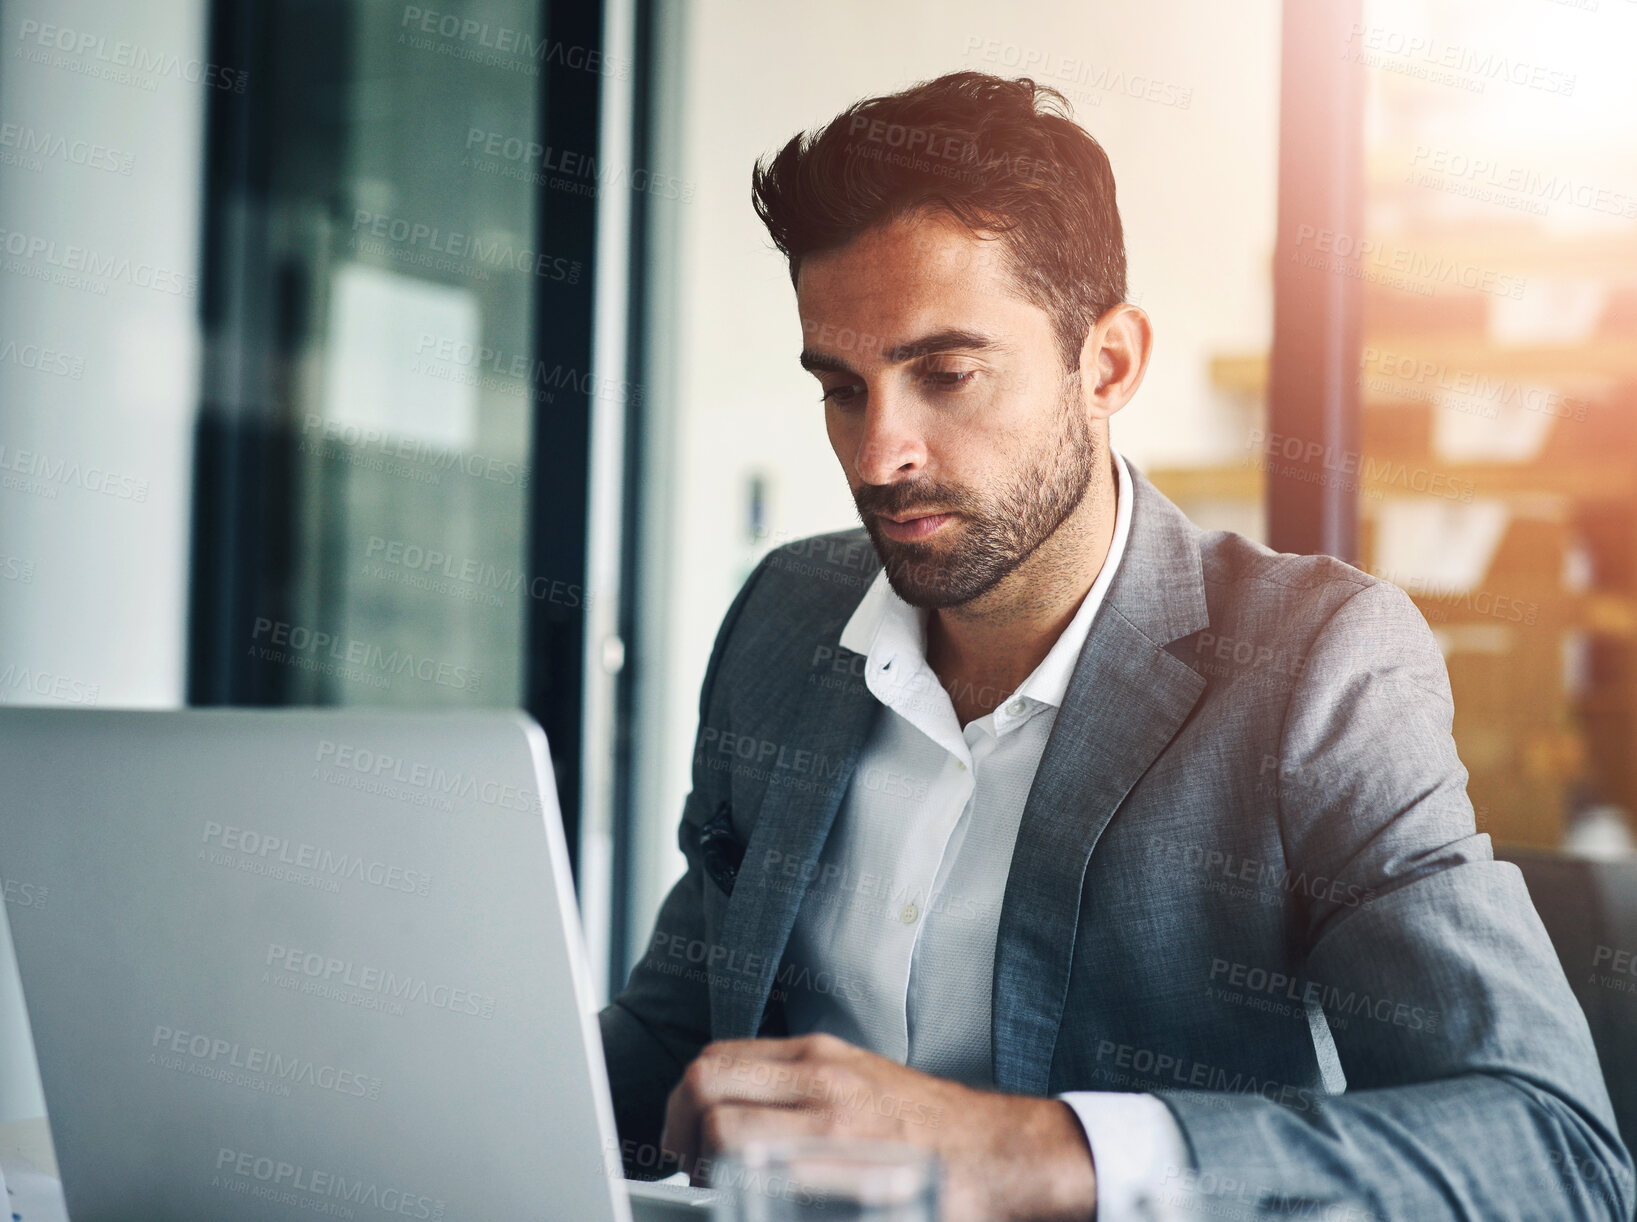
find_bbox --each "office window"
[289,2,548,710]
[188,0,616,972]
[1129,0,1637,856]
[1346,0,1637,852]
[193,0,554,710]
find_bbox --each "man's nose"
[853,395,926,484]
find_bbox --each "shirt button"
[900,903,919,924]
[955,760,967,771]
[1007,700,1026,716]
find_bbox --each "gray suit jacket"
[601,467,1635,1220]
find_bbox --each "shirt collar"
[838,448,1134,713]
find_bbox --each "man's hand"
[660,1033,1096,1222]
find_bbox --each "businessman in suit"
[600,72,1634,1221]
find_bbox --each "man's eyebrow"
[799,348,855,375]
[883,329,995,363]
[797,328,996,374]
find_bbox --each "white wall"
[627,0,1282,968]
[0,0,207,1118]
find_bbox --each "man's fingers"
[661,1067,704,1169]
[663,1035,862,1167]
[703,1034,827,1064]
[696,1102,834,1167]
[702,1055,833,1107]
[693,1035,859,1108]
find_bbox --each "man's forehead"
[796,225,1030,351]
[797,211,1003,293]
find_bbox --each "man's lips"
[876,512,954,542]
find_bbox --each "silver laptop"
[0,708,708,1222]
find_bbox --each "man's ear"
[1078,303,1153,421]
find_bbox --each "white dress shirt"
[780,450,1189,1219]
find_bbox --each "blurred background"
[3,0,1636,1123]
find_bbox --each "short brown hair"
[751,71,1127,370]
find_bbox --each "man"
[600,72,1633,1221]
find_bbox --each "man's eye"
[921,369,978,391]
[820,384,862,405]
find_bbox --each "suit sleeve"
[598,557,768,1178]
[1153,580,1635,1221]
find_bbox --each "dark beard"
[855,392,1097,609]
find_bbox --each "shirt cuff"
[1057,1091,1191,1221]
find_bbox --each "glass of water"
[709,1138,939,1221]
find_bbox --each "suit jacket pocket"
[698,801,745,896]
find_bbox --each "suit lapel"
[710,650,879,1038]
[992,468,1210,1094]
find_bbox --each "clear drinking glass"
[709,1138,939,1221]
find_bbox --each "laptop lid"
[0,708,632,1222]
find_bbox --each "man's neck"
[925,456,1119,727]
